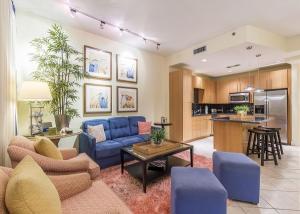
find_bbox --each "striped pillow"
[138,121,151,135]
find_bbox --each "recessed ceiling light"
[201,59,207,62]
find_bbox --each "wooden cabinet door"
[216,79,229,104]
[192,76,203,89]
[192,117,201,139]
[183,70,193,103]
[202,78,216,103]
[228,78,239,93]
[268,69,288,89]
[254,71,268,90]
[239,74,253,92]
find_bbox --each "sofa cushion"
[34,137,63,160]
[5,156,61,214]
[109,117,130,139]
[114,136,144,147]
[128,116,146,135]
[95,140,122,159]
[82,119,111,140]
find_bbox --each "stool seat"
[213,151,260,204]
[171,167,227,214]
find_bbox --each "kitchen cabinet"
[192,116,212,139]
[193,76,203,89]
[169,69,193,142]
[267,69,288,89]
[254,70,268,90]
[216,79,230,103]
[202,78,216,103]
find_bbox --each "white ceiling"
[14,0,300,75]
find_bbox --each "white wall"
[16,12,169,136]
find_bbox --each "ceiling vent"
[193,46,207,55]
[226,64,240,69]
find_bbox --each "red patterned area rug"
[99,152,212,214]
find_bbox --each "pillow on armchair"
[87,124,106,143]
[138,121,152,135]
[34,137,63,160]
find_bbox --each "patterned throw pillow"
[88,124,106,143]
[138,121,151,135]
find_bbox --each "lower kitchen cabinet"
[192,116,212,139]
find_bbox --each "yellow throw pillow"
[34,137,63,160]
[5,156,61,214]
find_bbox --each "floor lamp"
[18,81,52,136]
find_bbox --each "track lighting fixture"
[69,8,77,18]
[100,21,105,29]
[67,5,161,50]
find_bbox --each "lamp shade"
[18,81,52,101]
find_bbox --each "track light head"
[69,8,77,18]
[100,21,105,29]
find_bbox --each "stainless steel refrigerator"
[254,89,288,143]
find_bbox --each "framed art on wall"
[117,86,138,112]
[84,83,112,114]
[84,45,112,80]
[116,55,138,83]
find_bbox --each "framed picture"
[116,55,138,83]
[117,86,138,112]
[84,83,112,114]
[84,45,112,80]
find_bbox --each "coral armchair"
[7,136,100,179]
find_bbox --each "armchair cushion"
[10,136,35,152]
[34,137,63,160]
[109,117,130,139]
[95,140,122,159]
[8,145,89,173]
[0,169,9,213]
[49,173,92,200]
[114,136,144,147]
[60,148,78,160]
[5,156,61,214]
[82,119,111,140]
[128,116,146,135]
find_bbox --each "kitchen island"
[211,116,269,153]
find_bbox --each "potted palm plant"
[31,24,83,131]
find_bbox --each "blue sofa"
[79,116,151,168]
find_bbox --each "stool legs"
[270,135,278,165]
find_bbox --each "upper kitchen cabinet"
[202,77,216,103]
[267,69,288,89]
[216,78,230,103]
[254,70,269,90]
[192,75,203,89]
[238,73,254,92]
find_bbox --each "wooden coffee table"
[120,142,193,193]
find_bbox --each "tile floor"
[190,137,300,214]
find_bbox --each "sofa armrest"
[79,132,96,160]
[49,172,92,200]
[60,148,78,160]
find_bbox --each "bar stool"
[247,129,260,157]
[258,126,283,155]
[247,129,278,166]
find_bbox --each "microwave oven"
[229,92,250,103]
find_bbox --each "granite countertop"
[210,116,269,124]
[193,113,254,117]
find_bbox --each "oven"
[229,92,250,103]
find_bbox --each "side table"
[154,122,172,129]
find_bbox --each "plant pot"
[237,111,247,118]
[54,114,70,132]
[151,139,163,146]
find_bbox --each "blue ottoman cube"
[213,151,260,204]
[171,167,227,214]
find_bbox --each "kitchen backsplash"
[192,103,254,115]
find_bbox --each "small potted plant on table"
[234,105,250,118]
[151,128,166,146]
